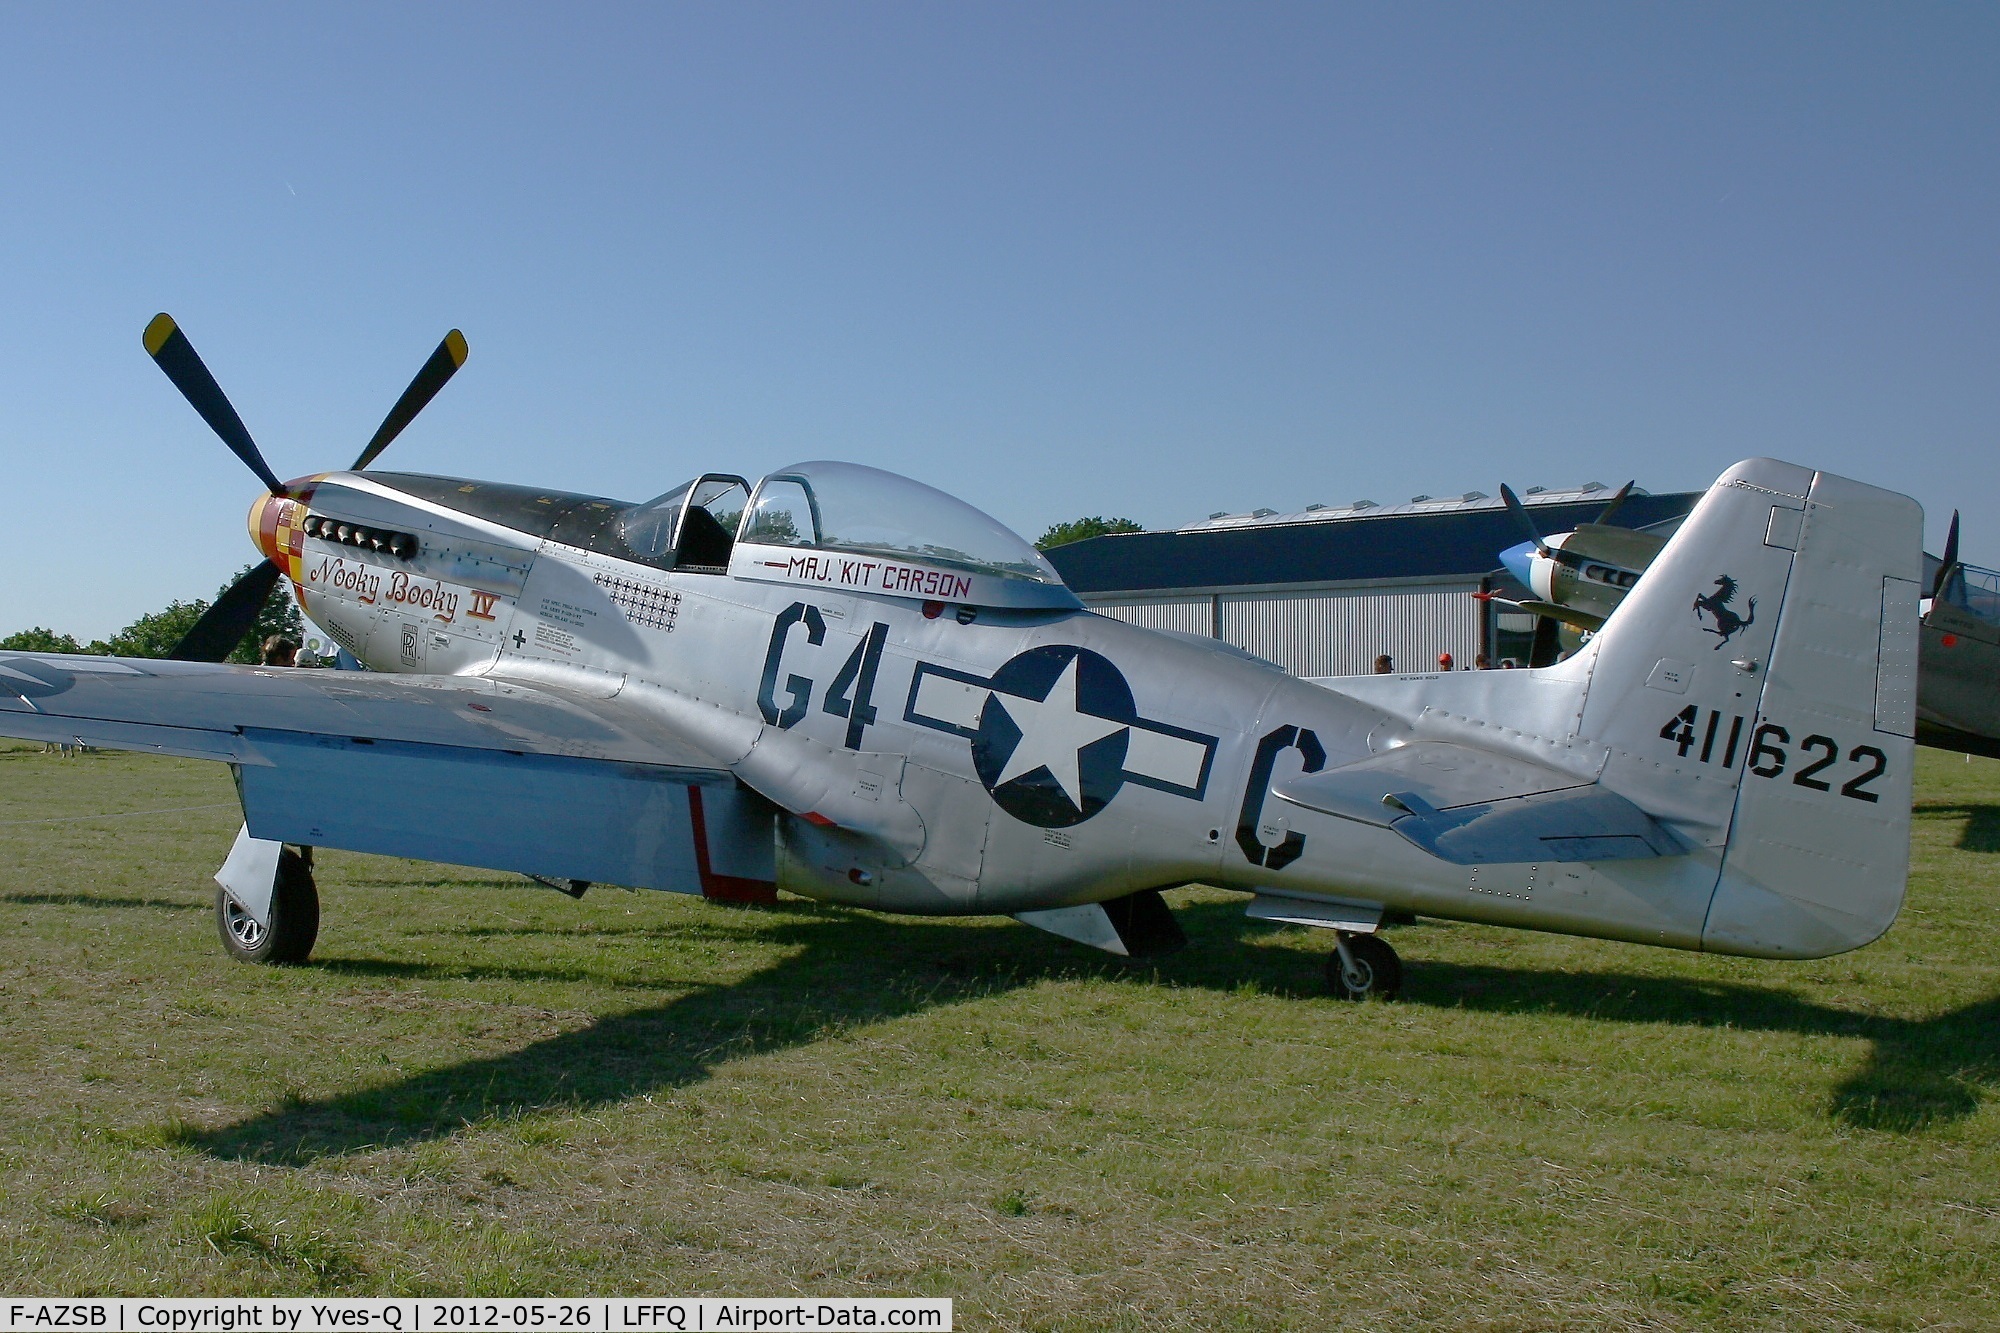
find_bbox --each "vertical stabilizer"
[1701,470,1922,956]
[1576,459,1922,958]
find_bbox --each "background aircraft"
[1492,491,2000,758]
[0,318,1926,998]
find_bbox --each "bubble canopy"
[734,461,1080,610]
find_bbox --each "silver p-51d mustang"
[0,317,1925,997]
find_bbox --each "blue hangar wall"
[1042,485,1701,677]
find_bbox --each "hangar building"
[1042,482,1701,677]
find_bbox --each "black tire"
[1325,932,1401,1001]
[216,847,320,964]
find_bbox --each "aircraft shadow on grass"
[180,896,2000,1166]
[2,891,204,912]
[1920,802,2000,854]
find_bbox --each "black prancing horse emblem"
[1693,575,1756,649]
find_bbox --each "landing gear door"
[901,762,991,890]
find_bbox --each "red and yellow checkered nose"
[248,493,284,562]
[246,487,314,581]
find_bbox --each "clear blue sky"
[3,4,1995,640]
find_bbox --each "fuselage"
[249,467,1732,952]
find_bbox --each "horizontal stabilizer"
[1373,786,1683,864]
[1272,741,1684,864]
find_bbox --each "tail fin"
[1577,459,1923,957]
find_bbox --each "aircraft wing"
[0,653,728,768]
[1270,740,1685,864]
[0,653,775,900]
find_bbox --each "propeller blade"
[143,314,286,495]
[1528,614,1564,668]
[350,329,468,471]
[170,559,283,662]
[1932,510,1961,600]
[1594,479,1634,527]
[1499,483,1549,556]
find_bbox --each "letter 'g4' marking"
[824,621,890,750]
[758,602,825,728]
[1236,724,1326,870]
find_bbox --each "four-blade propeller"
[143,315,467,662]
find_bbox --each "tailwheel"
[1325,931,1400,1001]
[216,846,320,964]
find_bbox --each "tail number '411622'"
[1659,705,1887,803]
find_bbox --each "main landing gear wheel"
[1326,931,1401,1001]
[216,846,320,964]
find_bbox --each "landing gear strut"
[1325,930,1401,1001]
[217,845,320,964]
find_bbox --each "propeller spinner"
[142,315,468,662]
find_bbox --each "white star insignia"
[989,656,1127,809]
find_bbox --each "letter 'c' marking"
[1236,724,1325,870]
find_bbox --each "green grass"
[2,738,1999,1328]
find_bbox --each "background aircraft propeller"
[1593,479,1634,526]
[1499,483,1549,557]
[1932,510,1962,601]
[141,314,468,662]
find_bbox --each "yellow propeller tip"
[142,313,178,356]
[445,329,468,367]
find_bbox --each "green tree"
[89,600,210,658]
[1035,516,1144,551]
[0,627,86,653]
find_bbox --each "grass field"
[2,739,1998,1329]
